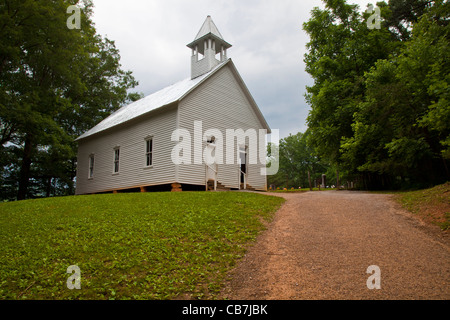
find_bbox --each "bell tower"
[187,16,232,79]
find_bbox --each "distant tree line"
[267,131,333,189]
[302,0,449,190]
[0,0,140,201]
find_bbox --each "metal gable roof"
[76,61,230,141]
[75,58,271,141]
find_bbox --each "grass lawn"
[395,182,450,231]
[0,192,284,300]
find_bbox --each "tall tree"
[341,0,449,187]
[303,0,396,167]
[303,0,447,189]
[0,0,138,200]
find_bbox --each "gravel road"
[221,191,449,300]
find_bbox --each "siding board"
[178,65,267,190]
[76,107,177,194]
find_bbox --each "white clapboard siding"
[75,107,177,194]
[178,64,267,190]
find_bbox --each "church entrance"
[239,146,247,189]
[205,137,217,190]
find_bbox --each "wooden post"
[171,183,182,192]
[140,186,146,193]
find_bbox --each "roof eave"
[186,33,232,50]
[75,102,179,142]
[226,60,272,133]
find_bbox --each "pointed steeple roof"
[187,16,232,54]
[194,15,224,41]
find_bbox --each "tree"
[384,0,434,40]
[267,131,328,188]
[303,0,397,168]
[303,0,448,189]
[0,0,139,200]
[341,0,449,188]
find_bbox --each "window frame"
[88,154,95,179]
[145,136,153,168]
[113,147,120,174]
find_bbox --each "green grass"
[396,182,450,231]
[0,192,284,300]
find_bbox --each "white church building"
[75,16,271,194]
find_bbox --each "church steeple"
[187,16,232,79]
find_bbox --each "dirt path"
[221,191,450,300]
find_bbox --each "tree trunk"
[68,157,77,195]
[308,170,312,191]
[46,176,52,198]
[17,134,33,200]
[442,157,449,179]
[336,168,340,190]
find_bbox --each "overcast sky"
[91,0,374,138]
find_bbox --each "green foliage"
[0,192,285,299]
[268,131,329,188]
[304,0,449,189]
[384,0,434,40]
[304,0,397,166]
[0,0,138,200]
